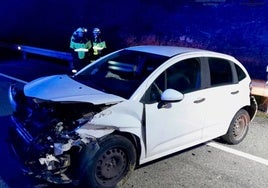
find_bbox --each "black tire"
[222,109,250,145]
[81,135,136,188]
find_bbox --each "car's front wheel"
[81,135,136,188]
[222,109,250,145]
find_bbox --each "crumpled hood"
[24,75,125,104]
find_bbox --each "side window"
[141,72,166,104]
[167,58,201,93]
[141,58,201,104]
[208,58,233,86]
[235,64,246,81]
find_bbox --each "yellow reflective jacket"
[70,37,92,59]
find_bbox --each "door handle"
[231,90,239,95]
[194,98,205,104]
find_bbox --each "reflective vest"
[93,41,106,55]
[70,36,92,59]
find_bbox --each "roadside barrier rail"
[0,41,72,62]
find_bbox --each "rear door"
[202,57,246,139]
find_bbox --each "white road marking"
[0,73,28,84]
[207,142,268,166]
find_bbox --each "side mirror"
[161,89,184,102]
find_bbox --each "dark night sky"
[0,0,268,78]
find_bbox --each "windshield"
[73,49,168,99]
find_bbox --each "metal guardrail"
[0,41,72,62]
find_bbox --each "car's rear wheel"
[81,135,136,188]
[222,109,250,145]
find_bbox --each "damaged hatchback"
[9,45,257,187]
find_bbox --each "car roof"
[126,45,209,57]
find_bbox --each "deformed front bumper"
[9,116,99,185]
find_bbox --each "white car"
[9,45,257,187]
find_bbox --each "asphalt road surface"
[1,57,268,188]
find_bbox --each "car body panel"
[82,100,143,130]
[202,84,248,139]
[75,100,147,160]
[24,74,125,104]
[145,90,206,157]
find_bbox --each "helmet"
[76,27,87,33]
[75,27,87,37]
[93,28,101,35]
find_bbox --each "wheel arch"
[79,131,140,187]
[242,96,257,120]
[222,108,250,144]
[111,130,142,166]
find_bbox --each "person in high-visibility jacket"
[92,28,106,60]
[70,27,92,73]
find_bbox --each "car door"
[142,58,207,158]
[201,57,246,140]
